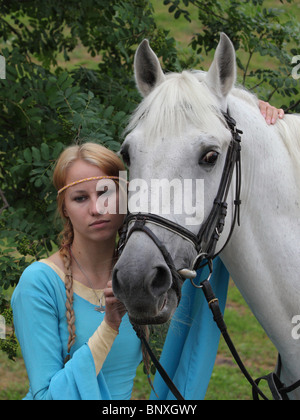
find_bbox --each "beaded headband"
[57,176,123,196]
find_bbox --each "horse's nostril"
[112,269,122,298]
[149,266,172,298]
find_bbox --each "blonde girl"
[12,142,142,400]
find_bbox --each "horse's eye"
[120,145,130,167]
[200,150,219,166]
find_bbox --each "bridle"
[117,110,242,299]
[117,109,300,400]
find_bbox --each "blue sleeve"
[11,265,110,400]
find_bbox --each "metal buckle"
[190,257,213,289]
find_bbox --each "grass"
[205,281,277,400]
[151,0,300,41]
[0,349,28,400]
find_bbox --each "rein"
[117,109,300,400]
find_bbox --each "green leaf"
[57,71,69,86]
[31,147,41,162]
[23,148,32,163]
[104,106,114,119]
[41,143,50,161]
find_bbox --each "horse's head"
[113,33,237,324]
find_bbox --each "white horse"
[112,33,300,399]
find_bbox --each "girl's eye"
[199,150,219,166]
[74,196,88,202]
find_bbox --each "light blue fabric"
[11,262,142,400]
[12,259,228,400]
[150,257,229,400]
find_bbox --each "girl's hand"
[259,100,285,125]
[104,280,127,332]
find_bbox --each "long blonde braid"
[59,219,76,363]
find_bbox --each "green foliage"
[0,0,178,359]
[0,296,17,361]
[0,332,18,362]
[163,0,300,111]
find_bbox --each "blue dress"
[12,258,229,400]
[11,261,142,400]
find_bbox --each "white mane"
[229,84,300,188]
[126,71,227,143]
[276,114,300,182]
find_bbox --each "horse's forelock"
[126,71,225,144]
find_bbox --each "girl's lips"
[89,220,110,227]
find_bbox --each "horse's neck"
[220,98,300,357]
[225,95,300,262]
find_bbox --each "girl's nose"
[89,196,101,216]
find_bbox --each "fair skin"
[49,102,283,329]
[49,159,126,332]
[258,100,284,125]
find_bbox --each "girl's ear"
[63,206,69,218]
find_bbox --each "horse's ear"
[206,33,236,107]
[134,39,166,97]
